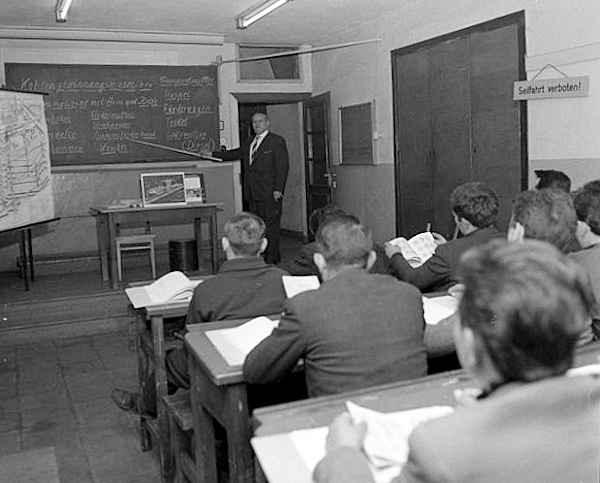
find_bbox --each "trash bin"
[168,239,198,273]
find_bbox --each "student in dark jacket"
[112,212,287,411]
[315,240,599,483]
[244,215,427,397]
[386,182,503,292]
[284,205,391,277]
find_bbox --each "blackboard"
[4,63,219,166]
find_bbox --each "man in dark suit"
[212,112,289,264]
[243,215,427,397]
[385,182,504,292]
[315,240,599,483]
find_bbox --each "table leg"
[189,357,218,483]
[27,228,34,282]
[209,210,218,274]
[19,230,30,291]
[223,385,254,483]
[95,215,110,282]
[136,314,152,452]
[108,214,118,289]
[151,315,172,481]
[193,217,205,274]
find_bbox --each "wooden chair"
[163,390,195,483]
[116,221,157,281]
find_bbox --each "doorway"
[392,11,527,238]
[237,97,309,238]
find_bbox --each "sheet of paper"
[206,316,279,366]
[282,275,320,298]
[567,364,600,376]
[124,277,202,308]
[422,295,458,325]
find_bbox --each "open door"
[303,92,334,237]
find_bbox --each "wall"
[0,33,313,272]
[266,103,306,234]
[311,0,600,242]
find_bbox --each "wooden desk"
[90,203,222,288]
[183,316,465,483]
[130,276,211,482]
[184,318,273,483]
[135,300,189,480]
[251,342,600,483]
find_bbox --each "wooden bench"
[163,391,194,483]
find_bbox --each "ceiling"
[0,0,396,45]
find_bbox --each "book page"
[406,232,437,266]
[283,403,453,483]
[206,316,279,366]
[145,271,191,303]
[422,295,458,325]
[282,275,320,298]
[346,402,453,470]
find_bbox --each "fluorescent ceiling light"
[236,0,292,29]
[56,0,73,23]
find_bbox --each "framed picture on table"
[140,172,186,207]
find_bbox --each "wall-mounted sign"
[513,76,589,100]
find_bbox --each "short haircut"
[450,182,499,228]
[511,189,578,252]
[308,205,347,236]
[223,212,265,256]
[315,214,372,268]
[458,239,594,382]
[573,180,600,235]
[535,169,571,192]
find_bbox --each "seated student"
[573,179,600,248]
[508,189,595,344]
[534,168,571,192]
[282,205,347,276]
[385,182,503,292]
[572,185,600,338]
[112,212,288,411]
[243,215,427,397]
[315,240,599,483]
[283,205,391,277]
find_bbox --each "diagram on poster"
[0,90,54,232]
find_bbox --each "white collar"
[255,130,269,142]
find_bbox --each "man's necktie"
[249,136,259,165]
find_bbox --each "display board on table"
[4,64,219,166]
[0,89,55,232]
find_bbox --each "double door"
[393,13,527,237]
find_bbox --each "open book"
[125,271,203,308]
[256,402,453,483]
[388,232,437,268]
[205,316,279,366]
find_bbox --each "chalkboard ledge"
[51,160,234,173]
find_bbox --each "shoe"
[111,388,140,413]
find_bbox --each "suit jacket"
[185,257,288,324]
[389,226,504,292]
[213,131,289,202]
[571,242,600,339]
[243,268,427,397]
[314,374,600,483]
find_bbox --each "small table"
[251,341,600,483]
[90,203,222,289]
